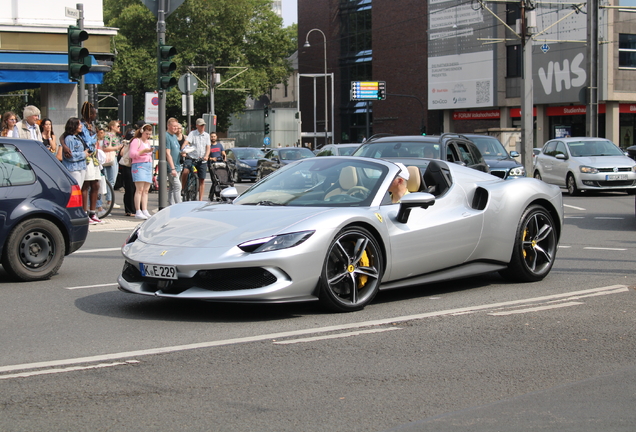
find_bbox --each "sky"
[281,0,297,27]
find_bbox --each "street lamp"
[304,28,328,147]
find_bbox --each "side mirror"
[510,151,520,158]
[555,153,567,160]
[220,187,238,202]
[396,192,436,223]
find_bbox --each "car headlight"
[124,224,143,245]
[509,166,526,176]
[238,230,315,253]
[580,166,598,174]
[238,162,250,169]
[632,166,636,173]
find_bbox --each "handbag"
[119,140,132,167]
[103,150,116,166]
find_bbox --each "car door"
[550,141,569,186]
[537,141,557,183]
[378,174,484,280]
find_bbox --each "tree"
[102,0,295,132]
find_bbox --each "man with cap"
[388,162,410,203]
[18,105,43,141]
[181,118,210,200]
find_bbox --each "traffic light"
[264,105,269,118]
[264,123,270,135]
[67,25,90,82]
[158,42,177,90]
[420,125,427,136]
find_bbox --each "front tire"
[1,218,66,281]
[500,205,557,282]
[533,171,542,181]
[318,227,383,312]
[566,173,580,196]
[232,169,240,183]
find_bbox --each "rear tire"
[499,205,557,282]
[318,227,383,312]
[184,173,199,201]
[2,218,66,281]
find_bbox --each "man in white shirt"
[181,118,210,200]
[17,105,43,141]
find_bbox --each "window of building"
[619,34,636,68]
[506,44,522,77]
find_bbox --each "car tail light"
[66,185,83,208]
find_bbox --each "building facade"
[298,0,636,151]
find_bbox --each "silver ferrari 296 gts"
[118,156,563,312]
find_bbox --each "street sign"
[351,81,386,101]
[142,0,186,18]
[65,7,79,19]
[178,73,198,94]
[541,43,550,53]
[144,92,159,124]
[263,136,271,146]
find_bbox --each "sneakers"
[135,210,148,220]
[89,213,104,224]
[113,203,121,209]
[142,209,152,218]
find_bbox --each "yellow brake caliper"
[348,249,370,288]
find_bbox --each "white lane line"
[65,283,119,290]
[273,327,400,345]
[595,217,624,220]
[558,245,572,248]
[74,247,121,254]
[0,285,628,375]
[488,301,584,316]
[0,360,140,380]
[584,247,628,251]
[564,204,586,211]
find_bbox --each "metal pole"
[156,0,167,210]
[186,73,192,131]
[323,35,328,146]
[313,77,317,149]
[586,0,598,137]
[77,3,85,116]
[520,0,534,175]
[211,66,216,133]
[365,101,370,140]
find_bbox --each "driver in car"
[389,162,410,203]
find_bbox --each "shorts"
[183,158,208,180]
[132,161,152,183]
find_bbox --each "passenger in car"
[389,162,410,203]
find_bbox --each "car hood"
[571,156,636,167]
[484,157,521,169]
[136,202,334,248]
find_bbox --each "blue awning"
[0,52,107,87]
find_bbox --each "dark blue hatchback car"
[0,138,88,281]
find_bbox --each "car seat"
[406,166,422,192]
[423,160,451,196]
[325,166,358,199]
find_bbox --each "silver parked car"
[119,157,563,312]
[533,137,636,195]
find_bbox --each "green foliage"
[101,0,295,132]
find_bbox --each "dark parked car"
[256,147,316,180]
[315,143,360,157]
[0,138,88,281]
[352,134,490,173]
[226,147,265,182]
[463,134,526,179]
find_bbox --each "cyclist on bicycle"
[181,118,210,201]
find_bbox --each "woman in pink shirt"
[129,124,154,219]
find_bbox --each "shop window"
[619,34,636,68]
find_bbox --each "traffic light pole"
[77,3,85,115]
[156,0,168,210]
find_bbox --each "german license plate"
[606,174,628,181]
[140,263,177,279]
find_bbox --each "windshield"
[279,148,315,161]
[234,158,388,207]
[338,146,359,156]
[469,136,508,159]
[567,140,625,157]
[233,148,264,160]
[353,141,440,159]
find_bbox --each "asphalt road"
[0,186,634,431]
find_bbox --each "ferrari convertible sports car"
[118,157,563,312]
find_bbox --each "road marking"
[74,247,121,254]
[273,327,400,345]
[488,301,584,316]
[66,283,119,290]
[0,360,140,380]
[0,285,628,376]
[584,247,628,251]
[564,204,586,211]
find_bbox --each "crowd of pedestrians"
[2,104,226,222]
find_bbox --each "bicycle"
[182,157,202,201]
[96,178,115,219]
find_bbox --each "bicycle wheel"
[97,180,115,219]
[184,173,199,201]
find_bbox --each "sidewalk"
[88,187,160,233]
